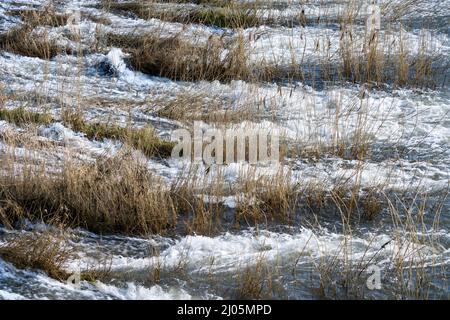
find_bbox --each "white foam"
[0,289,25,300]
[93,282,192,300]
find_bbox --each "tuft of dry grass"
[0,108,174,158]
[234,254,285,299]
[104,1,263,29]
[170,168,228,235]
[6,7,70,28]
[337,25,439,88]
[152,92,264,124]
[0,6,72,59]
[79,258,113,283]
[235,169,299,227]
[0,231,114,283]
[0,232,72,281]
[0,107,53,126]
[288,139,372,162]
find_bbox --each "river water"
[0,0,449,299]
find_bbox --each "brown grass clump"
[104,1,262,29]
[79,258,113,283]
[170,168,386,233]
[152,91,264,124]
[326,184,385,221]
[180,6,260,29]
[170,169,228,235]
[288,139,372,162]
[338,26,439,88]
[0,25,63,59]
[7,6,112,28]
[234,255,284,299]
[0,6,73,59]
[63,112,175,158]
[0,231,114,283]
[0,107,53,126]
[0,232,71,281]
[235,170,299,227]
[360,192,383,220]
[234,168,386,226]
[0,155,177,235]
[0,108,174,158]
[105,32,250,82]
[6,7,70,28]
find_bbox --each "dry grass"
[79,258,113,283]
[104,1,263,29]
[0,6,72,59]
[287,139,372,162]
[234,255,282,299]
[384,192,448,299]
[169,167,386,233]
[0,232,72,281]
[235,170,298,227]
[63,112,175,158]
[102,0,332,29]
[104,31,250,82]
[0,154,177,235]
[6,7,70,28]
[337,25,439,88]
[0,107,53,126]
[0,231,114,283]
[152,92,265,124]
[0,154,228,236]
[233,167,386,228]
[254,28,440,88]
[170,168,228,235]
[7,5,112,27]
[0,25,64,60]
[306,190,448,299]
[0,107,174,158]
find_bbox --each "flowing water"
[0,0,449,299]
